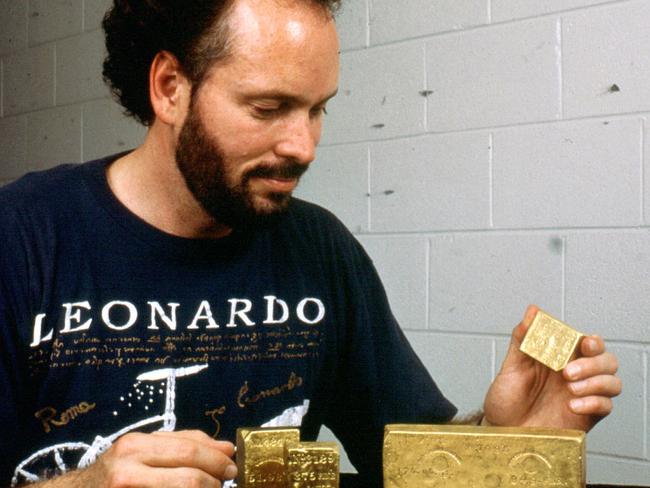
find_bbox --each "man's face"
[175,0,340,230]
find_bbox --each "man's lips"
[251,175,299,193]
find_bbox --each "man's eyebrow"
[247,88,339,105]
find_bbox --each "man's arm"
[16,431,237,488]
[483,305,621,431]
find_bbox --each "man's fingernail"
[570,380,587,394]
[570,398,584,411]
[225,464,238,480]
[565,364,580,379]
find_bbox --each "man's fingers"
[111,432,237,481]
[568,374,622,398]
[511,304,540,346]
[108,463,224,488]
[569,396,614,417]
[497,305,541,374]
[564,351,619,381]
[154,467,224,488]
[579,335,606,357]
[153,430,236,457]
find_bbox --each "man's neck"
[106,126,232,239]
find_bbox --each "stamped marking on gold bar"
[383,424,585,488]
[236,427,300,488]
[285,441,340,488]
[520,309,584,372]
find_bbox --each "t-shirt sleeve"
[323,235,457,485]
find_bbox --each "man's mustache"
[246,161,307,180]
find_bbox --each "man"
[0,0,621,486]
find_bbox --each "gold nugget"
[520,309,584,371]
[285,441,340,488]
[236,427,300,488]
[383,424,585,488]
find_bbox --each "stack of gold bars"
[236,310,587,487]
[236,427,340,487]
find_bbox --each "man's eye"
[310,106,328,118]
[252,106,280,118]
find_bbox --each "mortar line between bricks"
[24,28,104,51]
[26,0,31,46]
[557,17,564,120]
[422,43,428,132]
[4,95,112,118]
[488,132,494,228]
[407,330,511,340]
[487,0,492,24]
[80,102,84,161]
[52,43,57,106]
[81,0,86,32]
[320,110,650,148]
[425,238,430,330]
[366,145,371,231]
[589,450,650,463]
[643,351,650,459]
[405,330,650,347]
[1,58,4,118]
[490,339,496,382]
[364,0,370,48]
[640,119,645,225]
[351,225,650,239]
[560,236,567,321]
[339,0,639,53]
[587,450,649,463]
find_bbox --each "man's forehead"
[226,0,335,49]
[194,0,339,100]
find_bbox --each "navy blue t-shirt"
[0,155,456,486]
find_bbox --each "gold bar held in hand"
[383,424,585,488]
[236,427,300,487]
[520,309,584,371]
[285,441,340,488]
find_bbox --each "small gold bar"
[285,441,340,488]
[236,427,300,488]
[520,309,584,371]
[383,424,585,488]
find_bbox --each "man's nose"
[274,114,319,165]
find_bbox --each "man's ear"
[149,51,191,125]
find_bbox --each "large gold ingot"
[383,424,585,488]
[236,427,300,487]
[520,309,584,371]
[285,441,340,488]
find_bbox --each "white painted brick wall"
[492,118,641,228]
[1,0,649,484]
[425,18,562,131]
[3,43,55,116]
[369,133,490,231]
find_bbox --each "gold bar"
[285,441,340,488]
[236,427,300,488]
[383,424,585,488]
[520,309,584,371]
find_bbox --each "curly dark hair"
[102,0,341,126]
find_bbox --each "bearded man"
[0,1,621,487]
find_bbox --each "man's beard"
[175,105,307,231]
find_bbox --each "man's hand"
[31,430,237,487]
[483,305,622,432]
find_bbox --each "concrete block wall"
[0,0,146,186]
[298,0,650,483]
[0,0,648,484]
